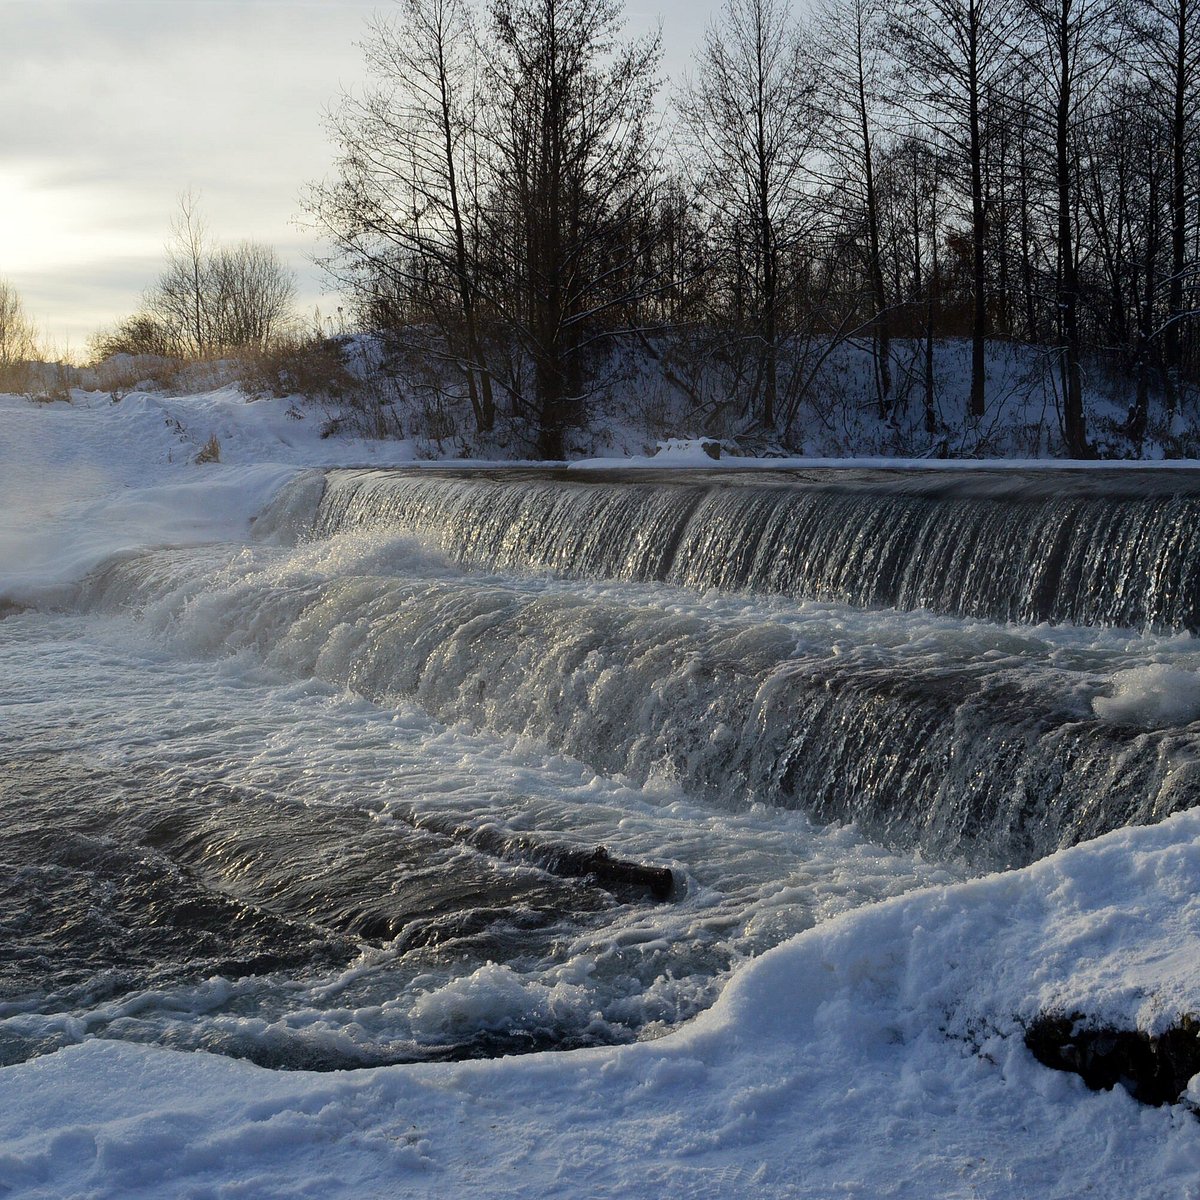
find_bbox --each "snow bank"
[572,450,1200,471]
[0,390,415,603]
[2,811,1199,1199]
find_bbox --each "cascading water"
[308,466,1200,631]
[9,463,1200,1072]
[83,466,1200,868]
[296,467,1200,854]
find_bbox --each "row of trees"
[309,0,661,456]
[309,0,1200,457]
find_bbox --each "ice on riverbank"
[2,808,1200,1198]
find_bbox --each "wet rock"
[1025,1012,1200,1107]
[541,845,677,902]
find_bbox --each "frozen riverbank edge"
[3,389,1200,1198]
[3,815,1200,1199]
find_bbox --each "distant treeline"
[305,0,1198,458]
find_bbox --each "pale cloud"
[0,0,702,351]
[1,0,381,347]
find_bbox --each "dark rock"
[1025,1011,1200,1107]
[541,845,676,902]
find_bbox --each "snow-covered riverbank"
[2,389,1200,1199]
[3,811,1199,1200]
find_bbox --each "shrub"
[233,333,355,401]
[89,314,179,361]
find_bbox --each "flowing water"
[6,466,1200,1070]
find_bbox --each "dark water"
[0,753,637,1069]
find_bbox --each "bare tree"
[312,0,661,454]
[678,0,821,431]
[207,242,297,350]
[294,0,1200,456]
[1021,0,1119,456]
[889,0,1022,420]
[88,313,179,361]
[1127,0,1200,417]
[811,0,895,418]
[0,279,40,389]
[138,193,296,357]
[313,0,498,432]
[480,0,662,456]
[151,190,210,357]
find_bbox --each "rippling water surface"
[0,606,951,1070]
[7,466,1200,1071]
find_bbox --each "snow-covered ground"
[2,388,1200,1199]
[4,816,1200,1200]
[0,389,417,605]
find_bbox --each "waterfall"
[297,467,1200,632]
[81,498,1200,869]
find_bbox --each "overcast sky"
[1,0,704,355]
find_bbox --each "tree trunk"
[925,199,939,436]
[1055,5,1089,458]
[1130,150,1161,448]
[856,15,890,420]
[968,0,987,419]
[1165,3,1188,417]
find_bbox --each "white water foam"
[1093,664,1200,727]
